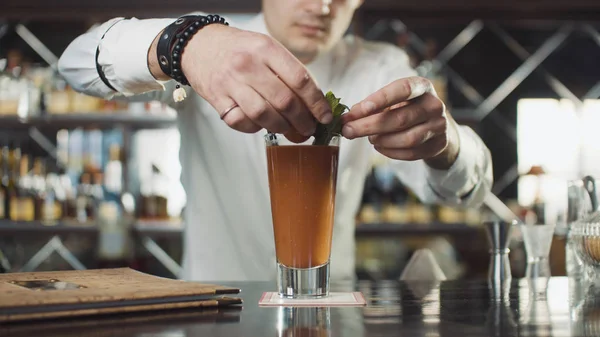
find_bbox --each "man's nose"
[305,0,332,16]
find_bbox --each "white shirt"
[58,13,493,282]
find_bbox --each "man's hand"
[150,24,333,136]
[341,76,460,170]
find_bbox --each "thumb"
[284,128,311,143]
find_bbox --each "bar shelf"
[355,222,480,236]
[0,113,177,130]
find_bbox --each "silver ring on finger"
[221,103,239,120]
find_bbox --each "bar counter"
[1,277,593,336]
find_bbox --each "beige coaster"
[258,292,366,307]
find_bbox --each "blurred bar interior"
[1,0,600,281]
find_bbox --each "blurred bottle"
[0,72,20,115]
[1,145,10,219]
[76,173,93,223]
[407,191,433,224]
[97,202,131,266]
[22,64,51,117]
[104,144,123,204]
[57,167,76,221]
[56,129,69,168]
[144,101,166,115]
[46,75,72,114]
[356,167,382,224]
[42,172,62,225]
[71,90,102,112]
[0,144,6,220]
[68,128,84,174]
[32,157,46,221]
[83,129,103,174]
[0,50,24,116]
[9,154,35,221]
[140,164,169,220]
[97,154,131,266]
[91,172,105,212]
[438,205,466,224]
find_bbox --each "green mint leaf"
[313,91,348,145]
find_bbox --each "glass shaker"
[566,176,598,279]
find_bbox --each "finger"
[212,95,261,133]
[342,99,429,139]
[244,65,316,136]
[374,135,448,161]
[341,102,409,125]
[343,76,433,123]
[368,117,447,149]
[283,129,311,143]
[230,84,291,133]
[264,43,333,124]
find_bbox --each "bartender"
[57,0,493,282]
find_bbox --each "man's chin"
[288,40,330,60]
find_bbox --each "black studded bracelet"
[156,14,228,87]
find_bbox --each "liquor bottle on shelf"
[8,155,35,221]
[2,145,10,220]
[84,173,96,220]
[140,164,169,220]
[68,129,84,175]
[75,173,93,223]
[82,129,103,174]
[406,190,433,224]
[56,129,69,168]
[97,201,132,267]
[42,172,62,224]
[32,157,46,221]
[0,146,6,220]
[384,179,411,224]
[356,166,383,224]
[91,172,105,213]
[104,144,123,204]
[58,168,77,222]
[46,75,72,114]
[8,141,21,176]
[437,205,466,224]
[98,169,131,266]
[0,50,25,116]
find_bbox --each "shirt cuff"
[98,18,175,97]
[424,125,482,203]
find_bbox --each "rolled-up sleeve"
[386,124,493,208]
[423,125,493,206]
[58,17,175,99]
[98,18,174,96]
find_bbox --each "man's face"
[262,0,363,63]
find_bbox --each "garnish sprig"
[312,91,348,145]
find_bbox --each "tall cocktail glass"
[265,133,340,298]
